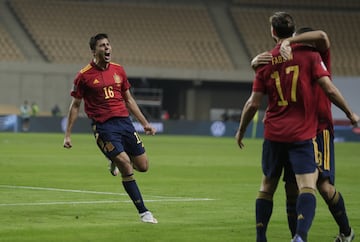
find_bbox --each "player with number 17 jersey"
[71,61,131,123]
[253,44,330,142]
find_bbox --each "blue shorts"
[316,129,335,184]
[262,138,318,183]
[92,117,145,159]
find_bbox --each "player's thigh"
[288,139,318,175]
[261,139,288,178]
[121,119,146,156]
[95,131,124,158]
[93,119,126,158]
[289,139,318,189]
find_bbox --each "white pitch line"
[0,200,126,206]
[0,198,215,207]
[0,185,128,196]
[0,185,216,206]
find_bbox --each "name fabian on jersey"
[271,54,328,71]
[271,55,290,65]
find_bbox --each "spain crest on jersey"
[113,73,122,87]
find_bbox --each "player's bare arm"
[124,90,156,135]
[236,91,263,149]
[280,30,330,60]
[63,98,82,148]
[317,76,359,126]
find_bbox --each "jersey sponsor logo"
[93,79,100,84]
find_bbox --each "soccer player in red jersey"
[281,28,356,242]
[253,28,358,242]
[63,33,158,224]
[236,12,359,242]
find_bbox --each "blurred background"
[0,0,359,138]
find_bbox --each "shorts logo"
[96,137,115,152]
[104,142,115,152]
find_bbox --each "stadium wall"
[1,62,359,122]
[1,115,359,142]
[0,61,254,121]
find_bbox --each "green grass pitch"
[0,133,359,241]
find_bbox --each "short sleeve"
[70,72,84,99]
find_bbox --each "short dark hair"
[89,33,109,51]
[295,27,314,35]
[269,12,295,39]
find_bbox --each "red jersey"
[253,44,330,142]
[316,49,333,134]
[71,61,131,123]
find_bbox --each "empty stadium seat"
[230,7,360,76]
[0,23,25,61]
[9,0,234,70]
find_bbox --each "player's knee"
[317,179,336,201]
[299,187,316,196]
[131,154,149,172]
[134,162,149,172]
[133,160,149,172]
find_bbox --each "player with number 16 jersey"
[71,61,130,123]
[64,33,158,224]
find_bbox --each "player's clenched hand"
[144,124,156,135]
[235,129,245,149]
[63,137,73,149]
[280,40,293,60]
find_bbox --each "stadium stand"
[4,0,360,75]
[230,7,360,76]
[0,22,25,61]
[8,0,234,70]
[0,0,359,120]
[231,0,360,9]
